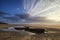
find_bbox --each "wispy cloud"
[0,11,48,24]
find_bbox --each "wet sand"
[0,31,60,40]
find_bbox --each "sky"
[0,0,24,14]
[0,0,60,24]
[0,0,28,23]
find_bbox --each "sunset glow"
[47,10,60,21]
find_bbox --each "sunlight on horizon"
[47,9,60,21]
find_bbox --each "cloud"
[0,11,54,24]
[0,12,31,23]
[15,13,29,19]
[0,12,20,23]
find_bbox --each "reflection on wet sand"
[0,30,60,40]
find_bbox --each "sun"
[47,10,60,21]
